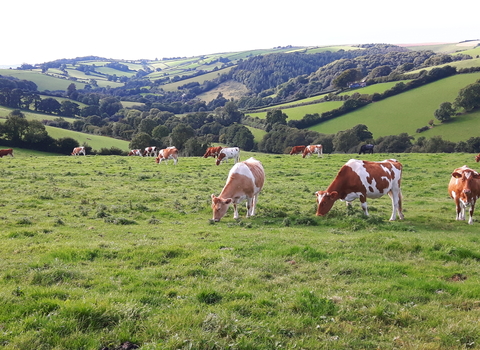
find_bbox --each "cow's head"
[215,154,225,166]
[452,168,480,203]
[211,194,232,221]
[315,190,340,216]
[476,154,480,163]
[155,156,160,164]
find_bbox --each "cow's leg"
[388,190,404,221]
[468,202,475,225]
[233,203,239,219]
[456,199,465,221]
[173,157,178,165]
[359,197,369,216]
[246,196,257,217]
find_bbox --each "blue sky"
[2,0,479,66]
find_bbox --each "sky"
[2,0,479,67]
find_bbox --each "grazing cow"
[359,144,374,155]
[0,148,14,158]
[71,147,86,156]
[203,146,223,158]
[315,159,404,221]
[155,147,178,165]
[302,144,323,158]
[211,157,265,222]
[143,146,158,157]
[216,147,240,165]
[128,149,142,156]
[290,145,306,155]
[448,165,480,225]
[475,154,480,162]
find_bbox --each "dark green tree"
[332,69,362,90]
[434,102,455,122]
[129,132,152,150]
[37,98,61,114]
[60,100,80,118]
[333,129,359,153]
[454,82,480,112]
[3,110,29,143]
[169,123,195,150]
[99,97,122,117]
[152,125,170,140]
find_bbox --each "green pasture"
[0,69,87,91]
[1,152,479,349]
[0,106,77,123]
[245,126,267,143]
[404,43,467,53]
[45,126,130,151]
[306,45,360,53]
[0,145,61,157]
[246,101,344,121]
[309,72,480,140]
[158,67,235,92]
[338,80,413,97]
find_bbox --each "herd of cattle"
[1,144,480,224]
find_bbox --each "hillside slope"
[308,72,480,141]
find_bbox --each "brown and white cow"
[448,165,480,225]
[475,154,480,163]
[143,146,158,157]
[315,159,404,221]
[290,145,306,155]
[302,144,323,158]
[216,147,240,165]
[211,157,265,221]
[0,148,14,158]
[203,146,223,158]
[155,147,178,165]
[71,147,86,156]
[128,149,143,156]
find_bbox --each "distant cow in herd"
[128,149,143,156]
[155,147,178,165]
[476,154,480,162]
[315,159,404,221]
[359,144,374,155]
[290,146,306,155]
[448,165,480,225]
[216,147,240,165]
[211,157,265,222]
[203,146,223,158]
[0,148,14,158]
[71,147,86,156]
[143,146,157,157]
[302,145,323,158]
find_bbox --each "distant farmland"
[309,72,480,141]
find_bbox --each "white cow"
[215,147,240,165]
[211,157,265,221]
[302,144,323,158]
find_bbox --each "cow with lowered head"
[211,157,265,222]
[315,159,404,221]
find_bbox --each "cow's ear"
[329,191,339,200]
[314,191,319,196]
[474,173,480,179]
[211,194,217,200]
[225,198,233,205]
[452,172,462,178]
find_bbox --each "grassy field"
[0,106,130,151]
[309,72,480,140]
[1,152,479,349]
[45,126,130,151]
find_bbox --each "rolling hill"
[2,41,480,152]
